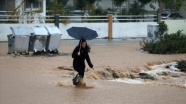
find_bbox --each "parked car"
[161,13,183,20]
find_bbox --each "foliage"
[138,0,185,13]
[87,0,97,15]
[112,0,126,13]
[52,0,63,15]
[112,0,126,7]
[88,0,97,4]
[170,0,183,11]
[138,0,166,4]
[117,1,146,22]
[128,1,146,15]
[75,0,97,16]
[141,30,186,54]
[158,21,168,39]
[140,21,186,54]
[120,8,128,15]
[76,0,86,10]
[46,0,69,15]
[76,0,97,11]
[138,0,151,5]
[46,0,70,24]
[93,7,107,15]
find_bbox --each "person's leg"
[76,68,86,87]
[78,68,85,79]
[72,73,78,85]
[72,67,85,84]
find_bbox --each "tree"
[112,0,126,13]
[76,0,97,9]
[128,1,146,15]
[138,0,151,5]
[165,0,184,12]
[76,0,97,14]
[138,0,185,13]
[76,0,86,10]
[46,0,68,15]
[87,0,97,14]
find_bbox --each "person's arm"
[86,53,93,68]
[72,47,79,58]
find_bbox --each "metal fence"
[0,13,157,23]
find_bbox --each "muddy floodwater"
[1,39,186,104]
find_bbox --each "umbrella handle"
[79,38,82,54]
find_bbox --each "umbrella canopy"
[66,27,98,40]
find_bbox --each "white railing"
[0,14,45,23]
[0,14,157,23]
[46,15,157,23]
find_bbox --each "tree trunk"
[158,0,165,13]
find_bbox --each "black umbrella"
[66,27,98,52]
[66,27,98,40]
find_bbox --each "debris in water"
[57,66,74,71]
[110,78,144,84]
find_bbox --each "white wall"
[164,20,186,34]
[1,20,185,41]
[113,22,156,38]
[0,22,156,41]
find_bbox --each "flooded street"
[1,39,186,104]
[1,67,186,104]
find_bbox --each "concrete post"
[157,9,161,23]
[108,14,113,39]
[54,14,59,28]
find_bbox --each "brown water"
[1,41,186,104]
[1,68,186,104]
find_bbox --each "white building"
[66,0,159,14]
[0,0,46,15]
[0,0,46,23]
[0,0,184,18]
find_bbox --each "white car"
[161,13,183,20]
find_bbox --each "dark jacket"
[72,46,93,70]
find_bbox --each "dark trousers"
[74,68,85,78]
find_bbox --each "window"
[0,0,15,11]
[25,0,42,10]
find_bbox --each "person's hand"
[91,67,94,70]
[77,52,80,56]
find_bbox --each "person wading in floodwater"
[72,39,94,86]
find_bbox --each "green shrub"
[140,21,186,54]
[158,21,168,39]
